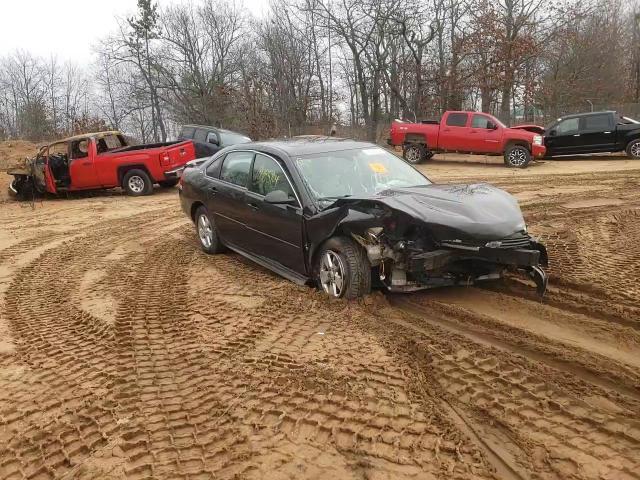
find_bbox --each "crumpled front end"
[352,225,548,296]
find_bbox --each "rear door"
[69,138,101,189]
[206,150,254,250]
[438,113,470,151]
[579,113,616,152]
[545,117,581,155]
[244,153,305,273]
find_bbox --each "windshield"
[294,146,431,207]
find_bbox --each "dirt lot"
[0,150,639,479]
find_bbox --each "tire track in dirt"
[365,298,640,479]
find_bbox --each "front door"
[244,153,304,273]
[469,114,502,153]
[207,150,254,250]
[545,117,581,155]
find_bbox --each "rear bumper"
[163,166,185,180]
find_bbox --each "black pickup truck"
[543,111,640,158]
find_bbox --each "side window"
[471,114,491,128]
[180,127,195,139]
[194,129,208,143]
[205,157,222,178]
[220,151,253,187]
[250,154,296,199]
[446,113,468,127]
[582,114,612,131]
[556,118,579,135]
[71,139,89,159]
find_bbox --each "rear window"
[582,114,612,131]
[180,126,196,139]
[220,151,253,187]
[446,113,468,127]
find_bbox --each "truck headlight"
[533,135,543,146]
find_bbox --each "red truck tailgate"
[160,140,196,168]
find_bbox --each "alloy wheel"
[405,146,421,164]
[128,175,146,194]
[508,148,528,167]
[197,214,213,249]
[319,250,346,297]
[631,141,640,158]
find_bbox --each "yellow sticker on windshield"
[368,162,387,174]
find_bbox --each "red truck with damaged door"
[8,131,196,198]
[388,111,546,168]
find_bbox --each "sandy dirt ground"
[0,148,639,480]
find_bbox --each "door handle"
[208,186,217,196]
[82,161,91,166]
[248,202,259,210]
[604,131,611,134]
[573,134,580,137]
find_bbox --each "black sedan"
[178,137,548,298]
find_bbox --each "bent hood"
[337,184,527,241]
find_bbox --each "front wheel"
[315,237,371,299]
[123,169,153,196]
[403,144,428,164]
[625,139,640,159]
[504,145,531,168]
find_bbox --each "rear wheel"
[158,178,179,188]
[123,169,153,196]
[504,145,531,168]
[315,237,371,299]
[625,139,640,159]
[195,206,224,254]
[403,144,428,164]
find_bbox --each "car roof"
[182,124,246,135]
[236,136,376,156]
[559,110,616,120]
[50,130,122,145]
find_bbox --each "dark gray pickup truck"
[543,111,640,158]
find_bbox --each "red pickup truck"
[8,131,196,198]
[388,111,546,168]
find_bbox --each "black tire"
[625,139,640,159]
[158,178,179,188]
[403,144,428,164]
[122,169,153,196]
[194,206,225,254]
[504,145,531,168]
[314,236,371,299]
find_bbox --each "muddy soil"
[0,152,639,479]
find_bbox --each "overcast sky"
[0,0,268,62]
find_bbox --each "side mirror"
[549,130,557,137]
[265,190,295,205]
[208,137,219,145]
[487,122,498,130]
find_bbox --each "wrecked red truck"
[7,131,196,198]
[388,111,546,168]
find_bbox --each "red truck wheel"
[403,144,428,164]
[504,145,531,168]
[123,169,153,196]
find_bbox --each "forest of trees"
[0,0,638,143]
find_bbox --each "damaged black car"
[179,137,548,298]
